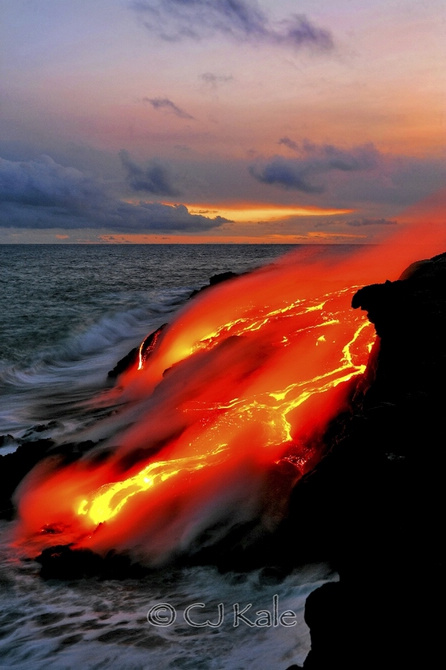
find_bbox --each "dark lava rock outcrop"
[108,271,239,379]
[286,252,446,669]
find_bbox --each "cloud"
[120,150,180,196]
[249,159,324,193]
[0,154,100,208]
[278,137,299,152]
[131,1,334,51]
[250,142,380,193]
[0,155,228,233]
[313,215,398,230]
[200,72,233,87]
[346,218,397,227]
[144,97,194,120]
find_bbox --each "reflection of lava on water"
[12,230,445,566]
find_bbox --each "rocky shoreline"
[1,253,445,667]
[285,251,446,668]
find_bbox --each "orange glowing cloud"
[186,202,353,223]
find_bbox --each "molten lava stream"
[14,260,376,565]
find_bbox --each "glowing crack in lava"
[14,226,445,566]
[76,292,373,530]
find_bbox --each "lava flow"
[12,221,446,566]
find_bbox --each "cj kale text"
[147,595,297,628]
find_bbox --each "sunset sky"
[1,0,445,243]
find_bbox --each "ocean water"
[0,244,343,669]
[0,519,335,670]
[0,244,298,441]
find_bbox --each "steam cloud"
[12,217,446,566]
[13,247,376,564]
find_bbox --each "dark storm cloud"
[131,0,334,51]
[144,97,194,120]
[250,142,380,193]
[0,155,228,232]
[0,154,103,209]
[249,159,324,193]
[119,150,180,196]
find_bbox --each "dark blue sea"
[1,245,297,438]
[0,244,341,669]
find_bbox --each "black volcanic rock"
[107,322,167,379]
[0,439,54,519]
[0,437,100,520]
[288,251,446,668]
[108,271,239,379]
[107,346,139,379]
[36,545,149,580]
[188,271,239,298]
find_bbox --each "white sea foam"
[0,303,176,440]
[0,244,349,668]
[0,522,335,670]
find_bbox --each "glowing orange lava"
[75,290,373,529]
[13,227,446,565]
